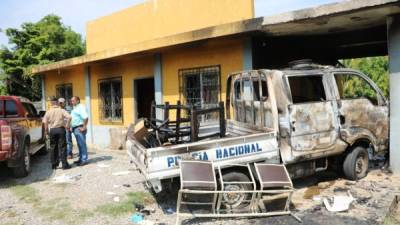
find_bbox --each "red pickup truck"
[0,96,46,177]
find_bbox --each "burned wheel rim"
[223,184,247,208]
[355,152,368,176]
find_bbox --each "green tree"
[342,56,389,97]
[0,14,85,100]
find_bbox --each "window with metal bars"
[98,77,123,123]
[179,65,221,121]
[56,83,73,110]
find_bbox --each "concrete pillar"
[84,65,94,144]
[154,53,163,119]
[387,15,400,173]
[41,74,46,110]
[243,37,253,70]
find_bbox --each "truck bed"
[127,120,278,192]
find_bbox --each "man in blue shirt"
[70,96,89,166]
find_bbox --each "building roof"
[32,0,400,74]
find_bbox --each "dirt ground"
[0,149,399,225]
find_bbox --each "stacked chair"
[176,160,301,224]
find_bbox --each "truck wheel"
[12,142,31,178]
[221,172,252,209]
[343,146,369,180]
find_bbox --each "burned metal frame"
[149,100,225,144]
[175,161,301,225]
[228,70,279,131]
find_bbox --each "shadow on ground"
[0,153,54,187]
[0,150,113,188]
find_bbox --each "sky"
[0,0,341,47]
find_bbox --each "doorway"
[134,77,155,120]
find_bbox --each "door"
[21,102,42,144]
[287,74,338,152]
[135,78,155,119]
[333,72,389,151]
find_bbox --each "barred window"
[179,65,221,121]
[56,83,73,109]
[98,77,123,123]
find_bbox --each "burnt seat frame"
[176,161,302,225]
[254,163,297,217]
[176,160,218,225]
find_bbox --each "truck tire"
[221,171,252,209]
[12,142,31,178]
[343,146,369,180]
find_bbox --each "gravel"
[0,149,399,225]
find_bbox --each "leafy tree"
[0,14,85,100]
[342,56,389,98]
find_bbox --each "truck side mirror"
[39,110,46,117]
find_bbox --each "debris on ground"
[113,196,120,202]
[106,192,117,195]
[165,207,175,214]
[139,220,155,225]
[323,192,355,212]
[131,213,144,224]
[97,163,111,168]
[112,171,131,176]
[52,174,82,183]
[140,208,155,216]
[134,203,145,211]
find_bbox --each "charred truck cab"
[227,63,388,180]
[127,62,388,195]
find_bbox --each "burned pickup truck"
[127,63,388,195]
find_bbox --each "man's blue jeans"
[73,128,88,162]
[66,129,73,156]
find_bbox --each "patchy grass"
[1,223,20,225]
[7,184,154,223]
[383,215,400,225]
[95,191,155,217]
[37,198,71,221]
[9,185,41,205]
[9,185,95,225]
[36,198,95,225]
[75,209,95,222]
[5,210,17,218]
[53,182,70,190]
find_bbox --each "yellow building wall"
[162,38,244,114]
[86,0,254,53]
[90,56,154,126]
[43,66,86,109]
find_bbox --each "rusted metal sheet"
[288,101,337,152]
[339,98,389,151]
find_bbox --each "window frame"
[5,100,19,118]
[55,83,73,109]
[178,65,221,108]
[21,102,38,118]
[98,76,123,124]
[332,71,385,106]
[286,74,329,105]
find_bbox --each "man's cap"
[58,97,66,103]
